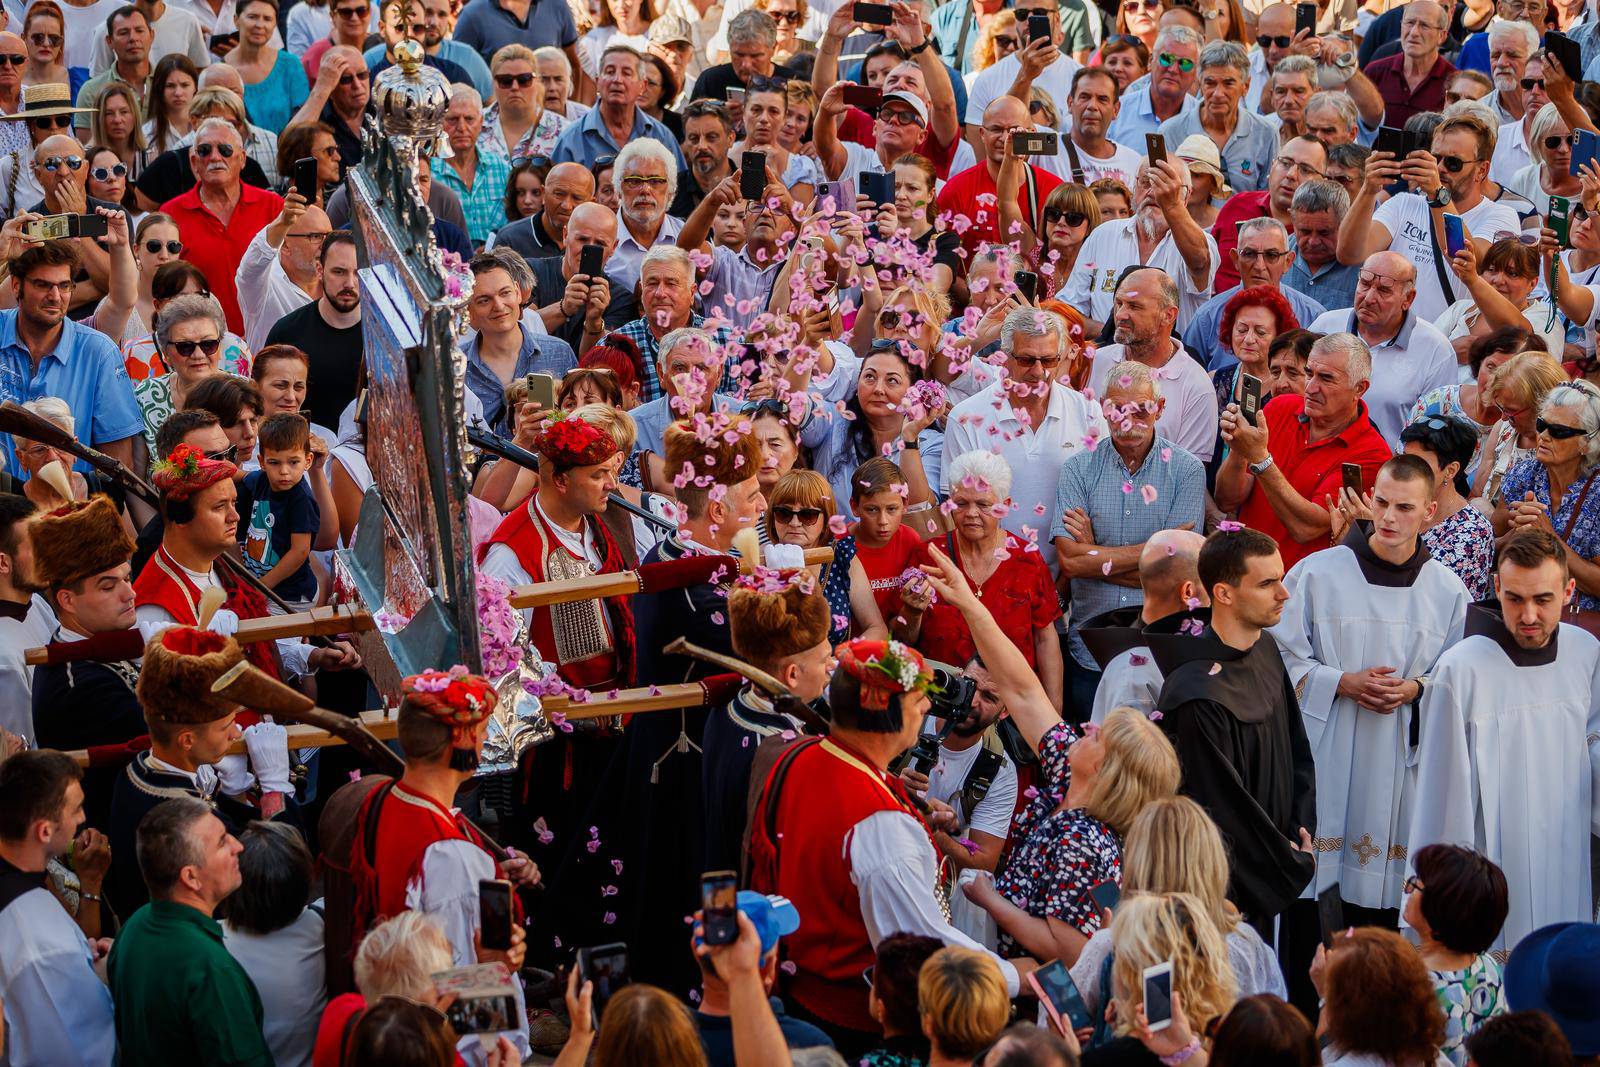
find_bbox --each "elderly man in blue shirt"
[1051,359,1206,719]
[549,43,686,172]
[1155,40,1278,193]
[0,240,141,478]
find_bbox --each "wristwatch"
[1248,455,1275,476]
[906,37,933,55]
[1427,185,1453,208]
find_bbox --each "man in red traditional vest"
[133,443,359,681]
[750,639,1028,1056]
[477,416,634,689]
[351,669,538,1059]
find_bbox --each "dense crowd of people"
[0,0,1598,1063]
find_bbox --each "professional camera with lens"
[899,660,977,775]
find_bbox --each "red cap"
[152,443,236,500]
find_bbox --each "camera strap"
[957,728,1005,822]
[1425,203,1459,308]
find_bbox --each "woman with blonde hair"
[1070,797,1287,1018]
[1105,893,1239,1063]
[971,14,1023,73]
[919,948,1011,1067]
[1472,350,1570,511]
[764,468,889,644]
[88,82,148,189]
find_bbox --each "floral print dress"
[992,720,1122,957]
[1422,505,1496,601]
[1432,954,1507,1066]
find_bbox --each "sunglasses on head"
[1044,207,1088,225]
[773,505,824,523]
[1537,416,1590,439]
[195,142,235,157]
[495,71,535,88]
[91,163,127,181]
[169,338,222,357]
[29,114,70,129]
[144,238,182,254]
[1157,52,1196,71]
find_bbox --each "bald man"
[1309,250,1455,446]
[1082,528,1210,723]
[31,133,119,292]
[529,201,637,353]
[237,187,333,352]
[1054,362,1208,718]
[936,95,1064,258]
[493,161,595,261]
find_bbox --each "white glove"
[206,609,240,638]
[764,543,806,570]
[243,721,293,796]
[214,754,255,796]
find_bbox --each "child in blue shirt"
[240,412,320,607]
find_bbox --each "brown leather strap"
[1560,471,1598,542]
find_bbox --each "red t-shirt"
[838,108,961,178]
[315,994,469,1067]
[1210,189,1272,292]
[1237,394,1392,569]
[160,182,285,335]
[853,523,927,624]
[935,161,1063,259]
[911,532,1061,668]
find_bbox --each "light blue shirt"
[1155,106,1278,192]
[461,326,576,434]
[630,392,740,457]
[1051,434,1206,669]
[1184,282,1328,372]
[1105,85,1197,149]
[549,105,688,172]
[0,310,141,477]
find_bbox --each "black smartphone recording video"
[477,879,514,951]
[740,151,768,201]
[701,870,739,946]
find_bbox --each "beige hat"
[2,83,95,121]
[1173,133,1232,195]
[647,14,694,47]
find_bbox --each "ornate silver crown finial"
[371,38,451,143]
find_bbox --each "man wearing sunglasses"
[26,135,128,302]
[1155,40,1276,193]
[161,117,284,335]
[1106,25,1201,146]
[1340,109,1521,321]
[364,0,494,100]
[0,84,95,216]
[962,0,1089,142]
[288,46,373,170]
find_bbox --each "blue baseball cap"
[738,891,800,956]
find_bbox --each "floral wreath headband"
[836,638,937,711]
[403,666,497,748]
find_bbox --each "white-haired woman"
[15,397,96,510]
[313,911,456,1061]
[1504,102,1585,216]
[1491,380,1600,609]
[902,449,1065,708]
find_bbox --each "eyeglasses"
[1043,207,1088,225]
[1257,34,1293,47]
[1274,156,1324,177]
[287,230,332,242]
[90,163,127,181]
[0,55,24,66]
[1536,416,1591,439]
[205,444,238,464]
[144,238,182,254]
[28,114,70,129]
[619,174,669,188]
[1238,248,1288,262]
[28,32,61,46]
[333,3,368,14]
[1436,154,1478,173]
[1403,874,1423,894]
[495,71,535,88]
[168,338,222,357]
[1544,133,1580,150]
[773,505,824,523]
[1356,268,1406,295]
[338,70,370,86]
[39,154,82,171]
[1157,52,1196,71]
[194,142,235,158]
[1521,77,1545,90]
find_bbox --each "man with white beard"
[607,138,684,297]
[1058,155,1219,333]
[1485,20,1539,125]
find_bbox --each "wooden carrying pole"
[64,710,401,769]
[23,605,375,666]
[507,547,835,609]
[540,681,726,720]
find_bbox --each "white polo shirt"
[942,379,1110,565]
[1089,341,1219,462]
[1309,307,1459,447]
[965,52,1083,127]
[1490,119,1533,187]
[1057,216,1220,331]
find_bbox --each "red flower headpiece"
[534,416,618,469]
[402,668,498,749]
[836,638,934,711]
[152,443,237,500]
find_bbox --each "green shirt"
[107,899,274,1067]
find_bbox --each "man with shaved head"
[529,201,636,352]
[492,160,592,260]
[936,96,1064,258]
[236,185,333,352]
[1054,362,1207,720]
[1082,527,1209,723]
[1310,250,1455,447]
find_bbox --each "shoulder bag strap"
[1425,207,1459,307]
[955,0,978,69]
[1063,136,1087,186]
[1560,470,1599,542]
